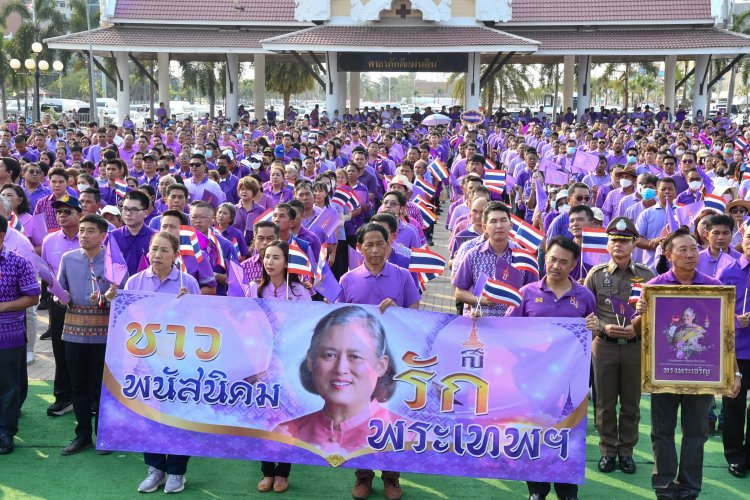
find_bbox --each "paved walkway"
[27,201,457,382]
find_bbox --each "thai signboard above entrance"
[338,53,469,72]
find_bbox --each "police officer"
[584,216,654,474]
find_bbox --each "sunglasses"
[189,163,203,168]
[55,208,73,215]
[730,207,747,214]
[573,196,591,202]
[682,159,695,164]
[157,168,167,173]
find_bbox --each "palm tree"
[265,62,319,117]
[447,65,531,111]
[0,0,28,119]
[8,0,70,66]
[716,10,750,110]
[180,62,222,117]
[600,62,658,111]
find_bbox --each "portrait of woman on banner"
[274,305,407,454]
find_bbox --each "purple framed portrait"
[641,285,736,395]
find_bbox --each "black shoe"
[598,456,616,472]
[61,437,93,456]
[618,455,636,474]
[95,449,112,455]
[728,463,747,478]
[39,330,51,340]
[0,433,14,455]
[47,400,73,417]
[37,297,49,310]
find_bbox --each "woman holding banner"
[250,239,309,493]
[106,231,200,494]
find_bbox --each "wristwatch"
[736,371,743,378]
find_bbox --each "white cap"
[390,174,413,191]
[555,189,569,203]
[101,206,121,217]
[591,207,604,222]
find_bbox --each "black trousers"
[526,481,578,498]
[722,358,750,466]
[0,346,26,436]
[144,453,191,475]
[64,342,106,441]
[50,299,72,403]
[261,461,291,478]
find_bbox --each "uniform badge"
[535,297,543,303]
[569,296,578,308]
[61,194,70,202]
[602,271,613,287]
[630,277,644,283]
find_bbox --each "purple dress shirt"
[124,267,201,296]
[110,224,157,275]
[0,248,41,349]
[510,277,596,318]
[337,261,420,308]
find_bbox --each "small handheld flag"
[481,278,523,307]
[484,158,497,170]
[288,241,313,278]
[179,226,204,263]
[7,212,23,234]
[254,207,274,224]
[628,283,643,304]
[581,227,609,254]
[208,228,226,270]
[510,214,544,253]
[511,247,539,277]
[114,179,128,199]
[417,202,438,229]
[408,247,446,275]
[414,178,436,198]
[427,158,449,182]
[484,169,507,195]
[703,193,727,214]
[736,136,748,151]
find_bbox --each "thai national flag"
[736,136,748,151]
[331,186,351,208]
[703,193,727,214]
[510,214,544,253]
[208,228,226,270]
[628,283,643,304]
[482,278,523,307]
[427,158,449,182]
[742,171,750,182]
[581,227,609,254]
[288,240,313,278]
[484,169,507,195]
[114,179,128,198]
[414,178,436,198]
[408,247,446,275]
[8,212,23,234]
[511,247,539,277]
[413,193,434,210]
[179,226,204,263]
[417,203,438,229]
[231,237,240,256]
[254,207,274,224]
[484,158,497,170]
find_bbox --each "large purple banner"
[99,292,590,483]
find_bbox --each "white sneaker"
[26,352,34,365]
[137,466,166,493]
[164,474,185,494]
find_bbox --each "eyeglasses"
[26,169,41,175]
[682,159,695,164]
[121,207,144,214]
[663,162,676,167]
[189,163,203,168]
[573,196,591,202]
[55,208,73,215]
[157,168,167,173]
[730,207,748,214]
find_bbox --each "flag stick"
[286,272,290,301]
[579,253,583,280]
[179,260,184,290]
[743,287,748,316]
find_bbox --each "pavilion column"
[464,52,481,110]
[692,54,710,119]
[664,55,677,111]
[576,55,591,119]
[113,51,130,127]
[225,53,239,122]
[349,72,360,112]
[325,51,345,117]
[158,52,170,117]
[253,53,266,121]
[563,55,575,113]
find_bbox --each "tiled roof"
[508,29,750,51]
[262,25,538,49]
[510,0,713,22]
[112,0,296,22]
[45,27,290,50]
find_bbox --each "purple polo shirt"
[0,248,41,349]
[294,226,322,263]
[510,277,596,318]
[395,219,420,249]
[219,174,240,204]
[24,185,52,213]
[263,186,294,206]
[716,256,750,359]
[221,225,249,258]
[124,266,201,295]
[647,269,722,287]
[110,224,157,275]
[337,261,420,308]
[696,247,741,277]
[41,230,80,274]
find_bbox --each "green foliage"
[265,62,320,115]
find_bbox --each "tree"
[265,62,319,117]
[0,1,28,119]
[179,62,222,117]
[717,10,750,110]
[600,62,658,111]
[447,65,531,111]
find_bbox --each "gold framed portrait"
[641,285,736,395]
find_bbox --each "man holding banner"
[584,217,654,474]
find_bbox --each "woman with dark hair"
[250,239,310,493]
[274,305,401,453]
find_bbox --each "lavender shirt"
[716,256,750,358]
[337,262,420,308]
[510,277,596,318]
[0,248,41,349]
[124,267,201,295]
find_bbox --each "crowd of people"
[0,100,747,500]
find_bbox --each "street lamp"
[8,42,54,122]
[53,60,64,99]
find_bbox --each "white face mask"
[619,179,633,189]
[688,180,702,190]
[675,149,685,156]
[77,183,90,191]
[558,203,570,213]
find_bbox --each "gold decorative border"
[641,285,735,395]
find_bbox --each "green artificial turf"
[0,382,747,499]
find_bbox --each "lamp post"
[8,42,62,122]
[53,60,64,99]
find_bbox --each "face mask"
[236,133,243,140]
[627,155,637,164]
[640,187,656,201]
[724,147,733,155]
[77,183,89,191]
[620,179,633,189]
[675,149,685,156]
[558,203,570,213]
[567,146,576,155]
[691,144,700,151]
[217,165,227,175]
[688,180,702,190]
[205,149,213,159]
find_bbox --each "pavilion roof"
[110,0,299,24]
[509,0,713,24]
